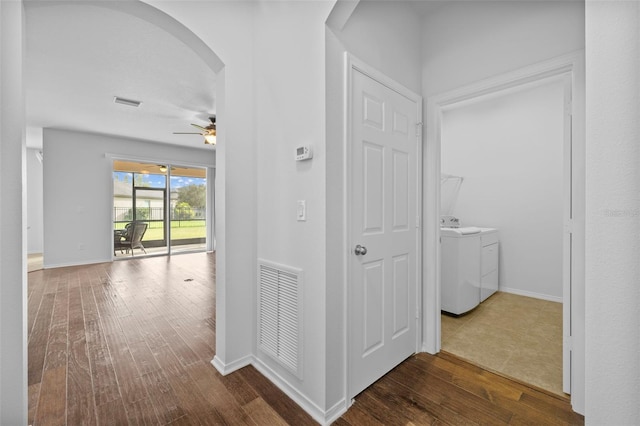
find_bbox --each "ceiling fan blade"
[191,123,208,131]
[173,132,203,135]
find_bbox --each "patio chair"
[114,222,132,255]
[116,221,148,256]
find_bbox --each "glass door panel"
[134,187,167,255]
[169,166,207,253]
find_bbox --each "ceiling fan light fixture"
[159,165,168,173]
[204,133,216,145]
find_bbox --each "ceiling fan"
[174,115,216,145]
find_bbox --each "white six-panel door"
[348,62,421,398]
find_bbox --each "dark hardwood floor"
[28,252,583,425]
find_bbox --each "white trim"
[424,51,585,414]
[498,287,563,304]
[105,152,215,170]
[210,354,252,376]
[430,52,577,109]
[212,353,349,426]
[252,357,338,426]
[561,72,573,395]
[323,398,351,425]
[348,55,423,102]
[43,258,111,269]
[344,53,423,400]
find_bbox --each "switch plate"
[297,200,306,221]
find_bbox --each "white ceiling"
[24,1,217,150]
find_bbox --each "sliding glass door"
[113,160,207,258]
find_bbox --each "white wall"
[441,79,565,300]
[43,129,215,268]
[145,0,258,377]
[336,0,423,94]
[27,148,44,254]
[0,1,28,423]
[422,0,585,97]
[145,1,343,420]
[251,1,333,412]
[585,1,640,423]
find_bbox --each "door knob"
[354,245,368,256]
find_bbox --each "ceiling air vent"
[113,96,141,108]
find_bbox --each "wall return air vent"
[258,260,303,379]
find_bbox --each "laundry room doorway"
[424,53,585,403]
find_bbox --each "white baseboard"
[43,257,110,269]
[499,286,563,303]
[211,354,252,375]
[323,398,350,425]
[252,357,349,426]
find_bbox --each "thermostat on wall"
[296,145,313,161]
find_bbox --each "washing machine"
[440,227,499,315]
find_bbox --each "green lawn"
[115,220,205,241]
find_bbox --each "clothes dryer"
[441,227,499,315]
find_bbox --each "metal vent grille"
[258,260,302,378]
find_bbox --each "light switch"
[297,200,306,221]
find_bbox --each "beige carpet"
[441,291,564,396]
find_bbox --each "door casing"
[423,51,586,413]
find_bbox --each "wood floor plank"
[85,318,121,407]
[67,283,85,342]
[167,315,216,361]
[408,354,571,425]
[67,336,97,426]
[117,314,146,344]
[129,339,163,376]
[217,368,261,407]
[354,389,437,425]
[95,397,129,426]
[27,271,47,342]
[79,279,100,324]
[28,253,583,425]
[28,383,41,426]
[166,371,226,425]
[518,392,585,425]
[185,361,257,425]
[238,366,318,426]
[244,397,289,426]
[124,397,161,426]
[33,366,67,426]
[389,358,513,425]
[140,368,186,424]
[422,353,525,401]
[152,315,201,368]
[339,401,386,426]
[28,292,56,386]
[43,284,69,372]
[366,377,444,425]
[375,371,478,426]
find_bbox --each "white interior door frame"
[423,51,585,414]
[343,52,423,401]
